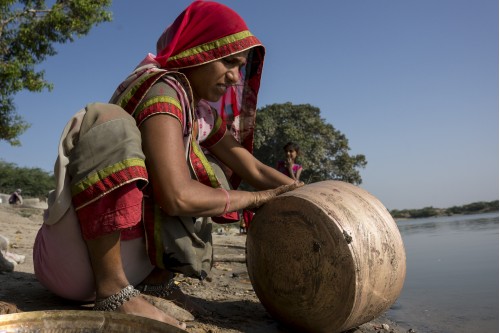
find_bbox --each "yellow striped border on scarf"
[136,95,184,127]
[118,71,168,117]
[71,158,147,210]
[190,140,220,189]
[167,31,261,68]
[169,31,254,62]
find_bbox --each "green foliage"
[390,200,499,219]
[0,160,54,198]
[390,207,440,219]
[444,200,499,215]
[0,0,112,145]
[253,102,367,184]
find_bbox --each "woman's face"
[181,50,250,103]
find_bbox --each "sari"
[33,2,265,302]
[34,103,153,301]
[111,1,264,188]
[109,1,265,277]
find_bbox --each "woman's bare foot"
[117,294,186,330]
[85,234,185,328]
[140,268,209,316]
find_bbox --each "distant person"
[241,142,304,232]
[243,142,304,231]
[8,189,23,206]
[276,142,303,182]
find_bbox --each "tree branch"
[0,8,52,38]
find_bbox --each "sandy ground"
[0,204,412,333]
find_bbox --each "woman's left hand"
[247,181,304,210]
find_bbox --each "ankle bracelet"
[137,279,180,298]
[93,285,140,312]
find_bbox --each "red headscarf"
[111,1,264,191]
[154,1,265,164]
[155,1,261,69]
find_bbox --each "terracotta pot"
[246,180,406,333]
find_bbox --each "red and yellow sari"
[33,2,265,301]
[111,1,264,189]
[109,1,265,276]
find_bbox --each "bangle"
[218,188,230,216]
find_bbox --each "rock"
[3,251,25,265]
[0,234,9,251]
[0,301,22,314]
[0,251,14,272]
[213,253,246,263]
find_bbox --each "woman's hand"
[247,181,304,210]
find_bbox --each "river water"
[388,212,499,333]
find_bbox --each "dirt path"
[0,205,410,333]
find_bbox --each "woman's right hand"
[247,182,304,210]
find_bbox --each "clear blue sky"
[1,0,498,210]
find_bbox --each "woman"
[33,1,301,329]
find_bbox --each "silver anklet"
[93,285,140,311]
[137,279,180,298]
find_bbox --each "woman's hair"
[283,141,300,154]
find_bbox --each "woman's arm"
[208,132,296,190]
[141,115,239,217]
[140,116,300,217]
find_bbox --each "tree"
[0,160,55,198]
[0,0,112,145]
[253,103,367,184]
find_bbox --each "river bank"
[0,204,414,332]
